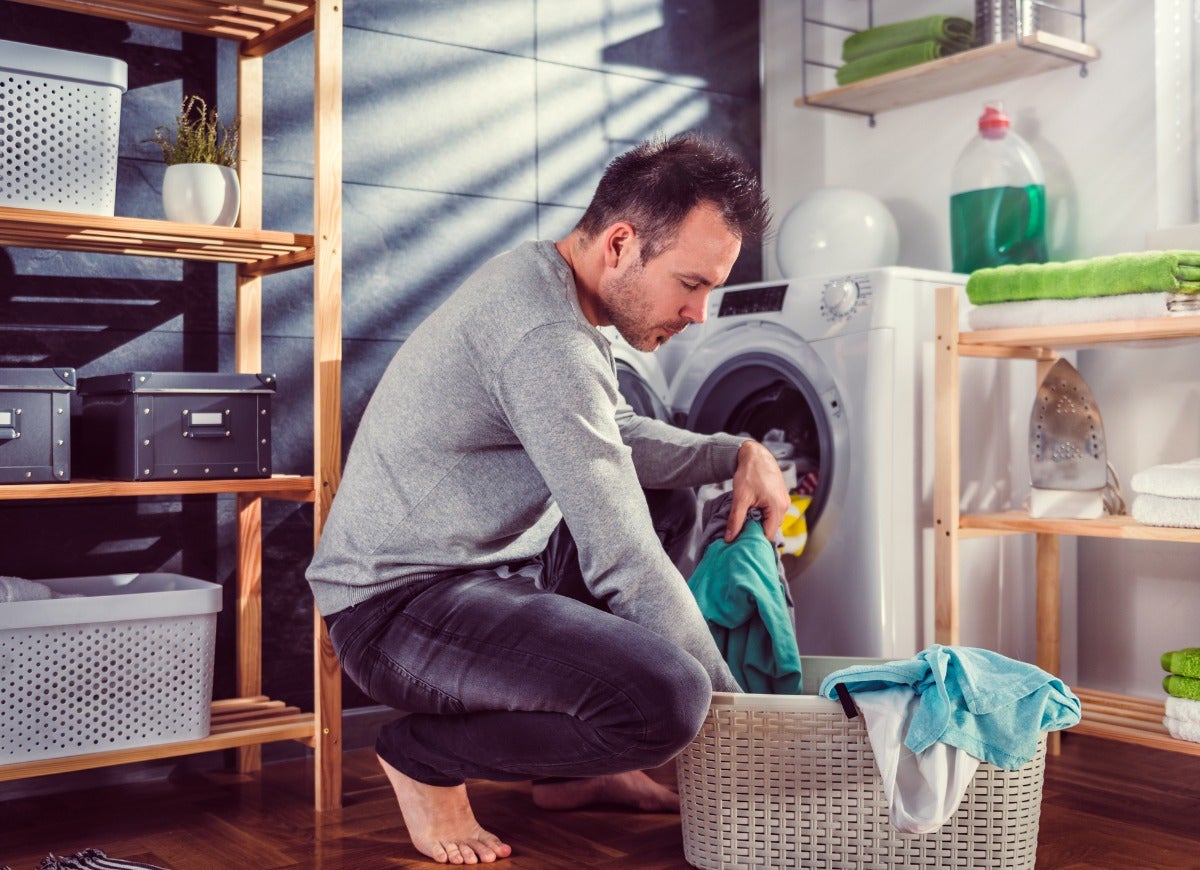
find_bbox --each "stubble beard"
[601,260,684,353]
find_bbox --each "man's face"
[599,203,742,352]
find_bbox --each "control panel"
[717,283,788,317]
[820,274,872,321]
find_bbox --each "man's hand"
[724,440,792,543]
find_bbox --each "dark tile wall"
[0,0,762,712]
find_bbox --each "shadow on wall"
[0,0,763,714]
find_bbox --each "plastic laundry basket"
[677,657,1046,869]
[0,573,221,763]
[1,39,128,215]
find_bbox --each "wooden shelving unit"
[796,32,1100,117]
[1,0,344,810]
[934,286,1200,757]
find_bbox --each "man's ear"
[602,221,637,269]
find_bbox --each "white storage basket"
[0,573,221,763]
[678,657,1046,869]
[0,39,128,216]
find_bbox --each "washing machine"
[666,266,1038,660]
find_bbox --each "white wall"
[763,1,1197,699]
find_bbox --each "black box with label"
[0,367,76,483]
[75,372,276,481]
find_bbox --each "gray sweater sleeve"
[491,322,741,693]
[615,403,744,488]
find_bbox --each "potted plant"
[146,95,241,226]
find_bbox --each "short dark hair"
[574,133,771,263]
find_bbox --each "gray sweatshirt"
[306,240,744,691]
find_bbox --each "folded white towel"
[1131,493,1200,529]
[1130,458,1200,498]
[966,292,1170,331]
[1164,715,1200,743]
[1165,695,1200,724]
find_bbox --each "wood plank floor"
[2,733,1199,869]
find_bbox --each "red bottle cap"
[978,102,1009,140]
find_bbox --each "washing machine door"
[669,320,849,574]
[610,335,672,423]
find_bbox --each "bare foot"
[377,754,513,864]
[531,770,680,813]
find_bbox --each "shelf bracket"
[799,0,877,127]
[1014,0,1090,77]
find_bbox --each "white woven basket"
[678,658,1046,869]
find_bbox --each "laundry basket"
[677,657,1046,869]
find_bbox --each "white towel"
[1131,493,1200,529]
[1164,716,1200,743]
[966,292,1170,331]
[851,686,981,834]
[1130,458,1200,498]
[0,576,54,603]
[1165,695,1200,724]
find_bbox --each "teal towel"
[835,41,962,86]
[1164,674,1200,701]
[819,644,1081,770]
[1162,647,1200,678]
[965,251,1200,305]
[687,518,803,695]
[842,14,974,62]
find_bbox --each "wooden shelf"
[959,511,1200,543]
[0,207,313,275]
[959,314,1200,355]
[0,475,315,502]
[1072,688,1200,757]
[797,32,1100,117]
[0,697,314,782]
[7,0,314,55]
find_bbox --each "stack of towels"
[1130,457,1200,529]
[965,250,1200,330]
[1162,647,1200,743]
[836,15,973,86]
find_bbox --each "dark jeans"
[325,488,710,787]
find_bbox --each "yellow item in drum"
[779,494,812,556]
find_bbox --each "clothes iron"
[1028,358,1107,518]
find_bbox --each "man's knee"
[635,648,712,761]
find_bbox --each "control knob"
[822,277,861,318]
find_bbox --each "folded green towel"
[842,14,974,62]
[1162,647,1200,678]
[836,41,963,86]
[965,251,1200,305]
[1164,674,1200,701]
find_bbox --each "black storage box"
[75,372,276,481]
[0,367,76,483]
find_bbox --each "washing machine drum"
[681,349,847,572]
[615,360,672,422]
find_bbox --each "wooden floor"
[2,734,1199,869]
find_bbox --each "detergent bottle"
[950,100,1048,273]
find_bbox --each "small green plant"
[145,95,239,167]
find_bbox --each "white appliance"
[614,267,1040,660]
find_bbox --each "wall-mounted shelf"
[797,32,1100,117]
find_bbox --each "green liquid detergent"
[950,183,1047,273]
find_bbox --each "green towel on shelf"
[965,251,1200,305]
[1162,647,1200,678]
[836,41,961,86]
[1164,674,1200,701]
[842,14,974,62]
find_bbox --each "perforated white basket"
[0,573,220,763]
[0,39,128,216]
[678,657,1046,869]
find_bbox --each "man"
[306,133,789,864]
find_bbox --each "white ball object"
[775,188,899,278]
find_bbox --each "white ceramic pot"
[162,163,241,226]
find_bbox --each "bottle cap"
[978,101,1009,140]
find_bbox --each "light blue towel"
[819,644,1080,769]
[687,518,803,694]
